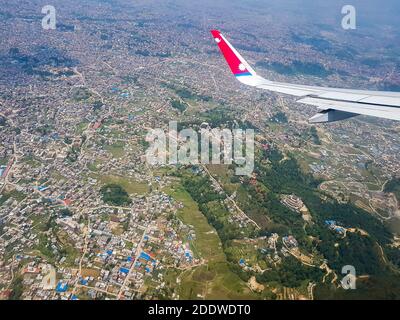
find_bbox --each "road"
[202,164,261,230]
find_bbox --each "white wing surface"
[211,30,400,123]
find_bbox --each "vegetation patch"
[384,178,400,202]
[98,175,148,195]
[101,183,131,206]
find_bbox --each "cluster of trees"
[181,172,262,288]
[171,99,187,113]
[202,108,237,128]
[161,82,212,102]
[59,208,72,217]
[37,233,56,261]
[181,123,398,294]
[138,137,150,150]
[182,175,254,244]
[63,136,73,145]
[384,178,400,201]
[238,146,394,278]
[315,274,400,299]
[201,107,257,130]
[291,34,332,52]
[72,87,91,101]
[35,124,53,136]
[174,87,211,102]
[121,74,139,85]
[180,144,391,288]
[256,256,324,288]
[309,126,321,145]
[0,116,6,126]
[385,246,400,268]
[268,112,288,124]
[6,46,78,79]
[316,230,384,275]
[100,183,131,206]
[66,135,86,163]
[134,49,151,57]
[9,276,23,300]
[93,100,103,112]
[256,60,333,78]
[66,145,81,163]
[167,106,256,134]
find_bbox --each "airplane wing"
[210,30,400,123]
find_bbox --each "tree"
[9,276,24,300]
[101,184,131,206]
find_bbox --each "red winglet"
[211,30,252,77]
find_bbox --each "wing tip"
[210,29,261,84]
[210,30,221,39]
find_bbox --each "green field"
[75,121,89,134]
[87,159,104,172]
[105,142,126,158]
[206,164,240,195]
[22,156,41,168]
[97,174,149,195]
[0,189,26,206]
[224,240,268,270]
[165,183,257,300]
